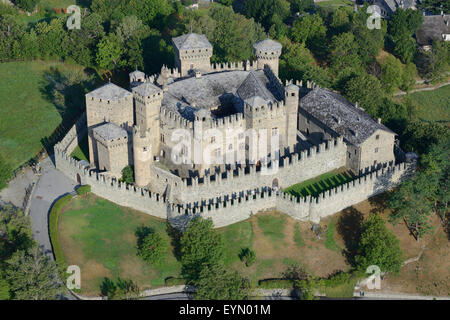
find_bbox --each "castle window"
[376,134,380,140]
[272,128,278,136]
[291,93,295,97]
[228,144,233,151]
[348,152,351,159]
[238,133,244,139]
[239,143,245,150]
[160,134,164,142]
[143,147,148,151]
[211,136,215,143]
[214,148,221,158]
[375,148,379,153]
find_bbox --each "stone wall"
[171,136,347,203]
[55,117,414,230]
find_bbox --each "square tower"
[172,33,213,76]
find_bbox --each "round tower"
[253,39,282,77]
[133,126,152,187]
[129,69,146,89]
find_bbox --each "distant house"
[415,13,450,50]
[370,0,417,18]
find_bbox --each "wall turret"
[133,126,152,187]
[253,39,282,77]
[285,84,300,150]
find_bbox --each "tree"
[194,264,251,300]
[180,217,225,281]
[388,175,436,241]
[14,0,38,12]
[289,0,314,13]
[354,214,403,274]
[5,247,64,300]
[380,55,404,94]
[399,63,417,92]
[392,35,416,64]
[136,231,168,265]
[290,13,326,55]
[415,40,450,82]
[328,32,363,75]
[238,248,256,267]
[342,73,384,117]
[244,0,290,30]
[96,34,123,70]
[417,0,450,15]
[0,205,35,260]
[400,121,449,155]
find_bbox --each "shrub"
[257,279,295,289]
[48,194,73,267]
[165,277,187,286]
[238,248,256,267]
[120,165,134,184]
[137,231,168,265]
[100,277,140,300]
[76,184,91,196]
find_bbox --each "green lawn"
[283,168,355,198]
[57,195,350,295]
[59,194,182,295]
[407,85,450,122]
[316,0,354,9]
[0,60,87,170]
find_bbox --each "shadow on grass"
[166,222,182,261]
[337,207,364,266]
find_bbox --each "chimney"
[355,102,359,108]
[377,118,382,124]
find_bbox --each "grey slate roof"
[237,71,274,102]
[172,33,212,51]
[253,39,282,52]
[162,70,279,121]
[93,122,128,141]
[132,82,162,97]
[377,0,416,13]
[299,88,395,146]
[415,15,450,46]
[86,83,132,101]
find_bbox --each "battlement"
[160,107,192,129]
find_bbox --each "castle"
[55,33,413,229]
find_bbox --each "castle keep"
[55,33,413,229]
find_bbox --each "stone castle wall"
[55,114,413,230]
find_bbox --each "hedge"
[165,277,187,286]
[49,193,73,267]
[76,184,91,196]
[257,279,295,289]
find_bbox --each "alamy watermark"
[366,5,382,30]
[66,265,81,290]
[66,5,81,30]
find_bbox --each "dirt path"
[394,81,450,97]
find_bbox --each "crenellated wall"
[172,136,347,203]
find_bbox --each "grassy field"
[405,85,450,123]
[58,194,349,295]
[58,194,182,295]
[57,192,449,297]
[283,167,355,198]
[0,60,86,170]
[316,0,354,10]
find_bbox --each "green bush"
[76,184,91,196]
[48,194,73,267]
[137,231,168,265]
[165,277,187,286]
[257,279,295,289]
[238,248,256,267]
[120,165,134,184]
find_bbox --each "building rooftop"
[86,83,132,101]
[132,82,163,97]
[415,14,450,46]
[172,33,213,51]
[299,87,395,146]
[162,70,279,121]
[379,0,416,13]
[253,39,282,52]
[244,96,268,107]
[93,122,128,141]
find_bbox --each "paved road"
[29,156,77,258]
